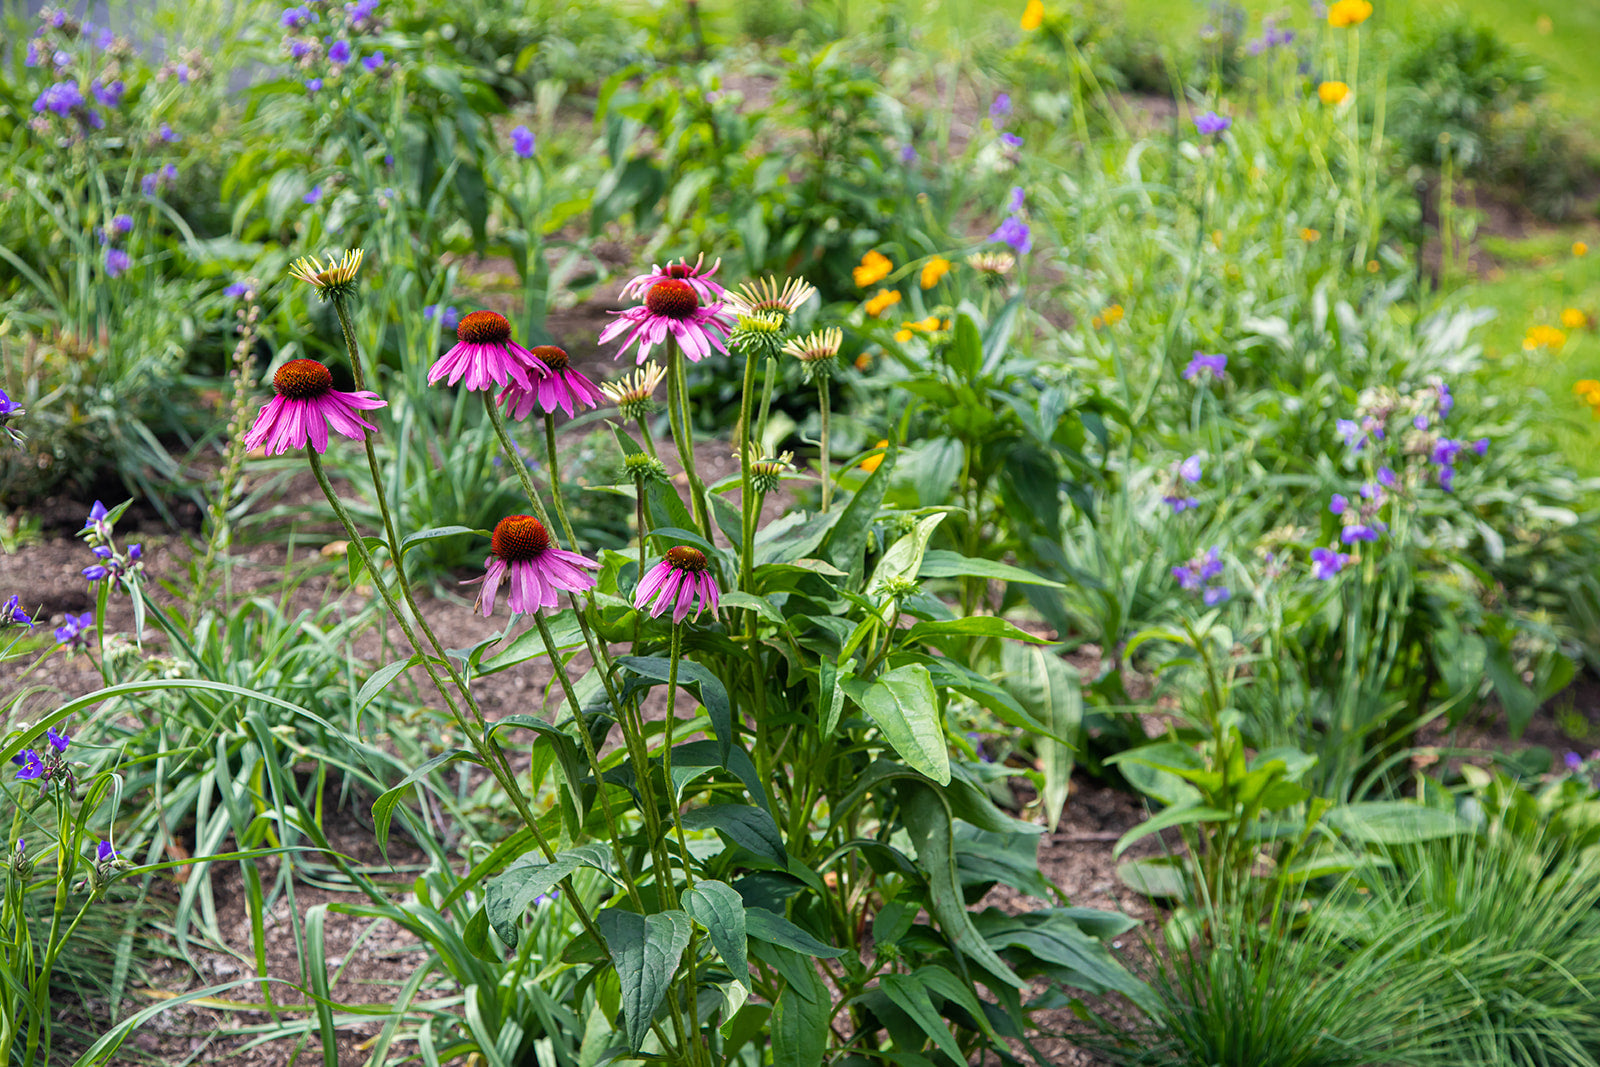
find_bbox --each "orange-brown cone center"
[273,359,334,400]
[530,345,569,371]
[458,310,512,345]
[645,279,699,319]
[491,515,551,561]
[665,545,708,572]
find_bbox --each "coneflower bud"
[877,575,921,600]
[601,362,668,421]
[966,251,1015,287]
[742,448,793,495]
[728,310,787,358]
[622,452,669,484]
[781,327,843,383]
[287,249,364,302]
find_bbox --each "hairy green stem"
[484,392,553,530]
[542,413,579,550]
[817,378,832,513]
[665,343,712,540]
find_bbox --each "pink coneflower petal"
[472,517,601,618]
[633,546,720,622]
[469,557,508,617]
[620,255,726,303]
[243,361,387,456]
[428,311,547,393]
[602,279,732,366]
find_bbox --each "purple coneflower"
[498,346,605,419]
[467,515,599,617]
[621,254,727,304]
[601,278,731,365]
[242,359,386,455]
[428,310,543,392]
[636,546,721,624]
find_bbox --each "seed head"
[530,345,570,371]
[745,448,794,495]
[491,515,552,561]
[728,310,788,358]
[645,279,699,319]
[665,545,709,572]
[458,310,513,345]
[272,359,335,399]
[287,249,364,302]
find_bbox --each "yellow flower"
[1524,325,1568,352]
[1576,242,1590,258]
[853,250,893,289]
[1327,0,1372,28]
[854,352,873,371]
[894,328,914,342]
[1366,260,1380,273]
[919,256,952,289]
[864,289,902,317]
[1090,316,1103,329]
[1318,81,1350,105]
[1577,380,1600,402]
[1102,303,1125,325]
[1561,308,1587,330]
[1301,228,1321,242]
[861,440,889,473]
[1020,0,1044,31]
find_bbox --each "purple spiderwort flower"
[362,51,384,71]
[46,726,69,754]
[1184,351,1227,381]
[95,840,117,864]
[1329,493,1348,515]
[1194,111,1231,136]
[511,125,536,159]
[990,92,1012,122]
[1473,438,1489,456]
[1377,466,1397,489]
[1006,186,1026,212]
[34,82,85,117]
[1336,418,1364,450]
[92,79,125,108]
[1163,494,1199,513]
[104,248,130,277]
[423,305,461,331]
[327,39,352,64]
[305,77,323,93]
[14,750,44,782]
[899,143,917,164]
[303,185,322,204]
[1311,546,1351,580]
[1566,751,1584,773]
[1203,586,1231,606]
[1179,455,1202,483]
[110,214,134,236]
[1340,523,1381,544]
[1000,132,1023,148]
[2,596,31,627]
[990,216,1032,254]
[224,280,252,298]
[54,611,94,649]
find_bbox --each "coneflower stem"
[754,355,777,453]
[484,392,554,531]
[663,622,696,898]
[737,348,758,602]
[542,413,579,550]
[531,609,645,913]
[817,378,832,513]
[665,343,712,541]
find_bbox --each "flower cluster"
[24,8,134,139]
[1172,548,1230,605]
[1162,454,1204,513]
[79,500,144,591]
[988,187,1032,256]
[1245,16,1295,55]
[1575,380,1600,420]
[1524,324,1568,352]
[281,0,387,92]
[13,725,72,786]
[99,212,134,278]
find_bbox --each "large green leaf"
[822,442,896,582]
[880,974,963,1061]
[919,549,1064,588]
[898,781,1025,990]
[599,908,692,1052]
[1325,801,1467,844]
[972,908,1155,1012]
[744,908,845,959]
[1001,644,1080,831]
[684,881,750,988]
[486,844,612,948]
[771,947,829,1067]
[618,655,733,767]
[868,512,947,600]
[851,664,950,785]
[682,803,788,866]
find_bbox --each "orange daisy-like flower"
[1327,0,1372,28]
[1318,81,1350,105]
[920,256,952,289]
[853,250,893,288]
[1021,0,1044,31]
[864,289,902,317]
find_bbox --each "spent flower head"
[724,276,816,327]
[727,310,788,358]
[743,448,794,495]
[287,249,363,302]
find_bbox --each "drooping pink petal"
[635,560,673,608]
[474,557,507,616]
[672,573,697,624]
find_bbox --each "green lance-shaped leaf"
[681,803,788,866]
[851,664,950,785]
[1001,643,1081,831]
[618,655,733,767]
[684,881,750,988]
[599,908,693,1052]
[485,844,612,948]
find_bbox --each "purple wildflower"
[14,751,43,782]
[1007,186,1026,212]
[1377,466,1397,488]
[224,280,252,298]
[1336,418,1364,450]
[1203,586,1231,606]
[1567,751,1584,773]
[362,51,384,71]
[55,612,94,649]
[1179,455,1202,483]
[1472,438,1488,455]
[1310,547,1351,580]
[990,92,1012,121]
[1340,523,1380,544]
[34,82,85,117]
[92,79,124,108]
[1000,132,1023,148]
[423,304,461,331]
[511,125,536,159]
[899,143,917,164]
[1183,351,1227,381]
[1194,111,1231,136]
[104,248,130,278]
[990,216,1032,254]
[328,39,351,64]
[303,185,322,204]
[110,213,133,236]
[2,596,31,627]
[1329,493,1348,515]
